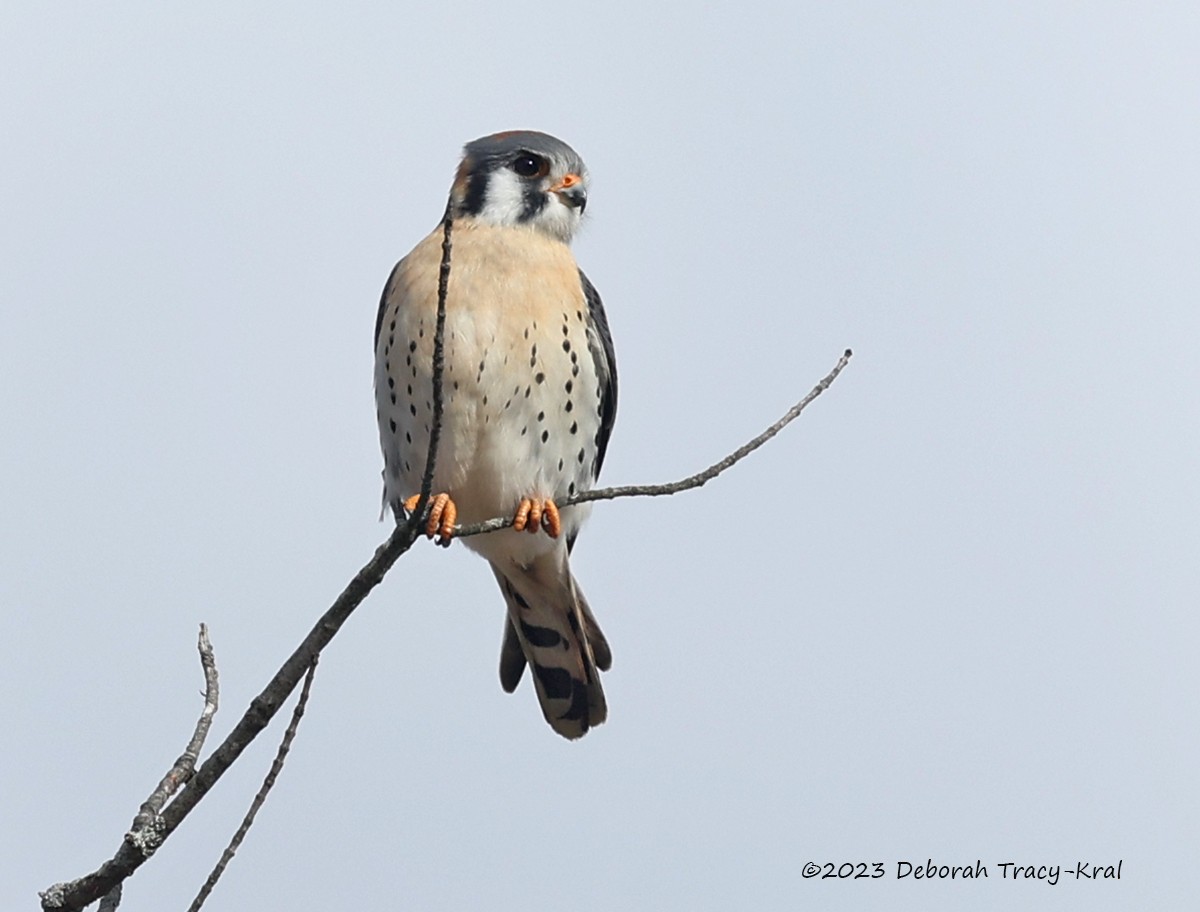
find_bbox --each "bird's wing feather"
[579,269,618,480]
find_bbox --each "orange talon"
[513,499,532,532]
[510,497,561,538]
[426,492,450,538]
[402,492,458,542]
[436,497,457,545]
[542,499,561,538]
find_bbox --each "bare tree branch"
[187,658,319,912]
[405,204,454,541]
[40,202,852,910]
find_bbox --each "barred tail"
[491,559,609,739]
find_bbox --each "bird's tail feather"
[491,558,608,739]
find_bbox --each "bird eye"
[511,152,548,178]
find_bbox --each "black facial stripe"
[460,168,490,217]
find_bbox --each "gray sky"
[3,2,1197,909]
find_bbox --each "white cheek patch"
[481,169,530,227]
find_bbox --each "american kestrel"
[374,131,617,739]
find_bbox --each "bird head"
[449,131,589,243]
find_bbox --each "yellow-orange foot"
[403,492,458,544]
[512,498,561,538]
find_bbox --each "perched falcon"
[374,131,618,739]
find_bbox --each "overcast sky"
[3,2,1198,910]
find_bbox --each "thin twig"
[96,884,121,912]
[126,625,219,855]
[187,658,320,912]
[453,348,854,538]
[404,205,454,540]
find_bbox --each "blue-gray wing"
[579,269,617,480]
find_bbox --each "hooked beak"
[549,172,587,212]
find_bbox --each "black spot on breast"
[389,419,396,432]
[535,372,545,384]
[537,411,545,422]
[405,431,412,444]
[565,379,573,394]
[409,404,417,416]
[524,386,531,398]
[409,341,417,353]
[541,430,549,443]
[565,401,573,413]
[390,393,396,404]
[557,458,564,472]
[578,447,586,464]
[569,421,578,434]
[522,427,528,436]
[387,377,395,389]
[568,481,576,496]
[406,384,412,395]
[562,340,571,352]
